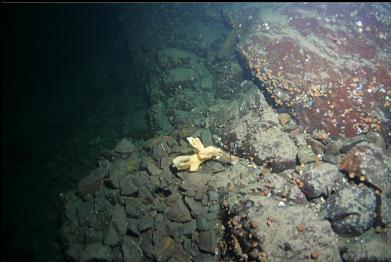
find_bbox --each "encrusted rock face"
[209,83,298,172]
[239,3,391,140]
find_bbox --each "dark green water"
[1,4,149,261]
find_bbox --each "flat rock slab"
[239,3,391,140]
[244,197,341,262]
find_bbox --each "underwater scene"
[1,3,391,262]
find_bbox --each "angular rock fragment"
[125,197,146,218]
[198,230,217,254]
[104,205,127,246]
[184,197,204,218]
[153,236,177,262]
[108,160,128,188]
[138,215,154,232]
[140,231,154,258]
[122,236,143,262]
[114,138,135,155]
[297,145,316,164]
[300,162,341,199]
[119,175,138,196]
[166,194,192,223]
[80,243,112,262]
[126,218,139,236]
[209,85,298,172]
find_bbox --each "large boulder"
[209,83,298,172]
[324,185,377,236]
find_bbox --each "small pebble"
[311,250,320,259]
[296,223,305,232]
[250,219,259,229]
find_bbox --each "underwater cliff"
[2,3,391,262]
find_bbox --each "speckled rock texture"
[299,162,342,199]
[227,197,341,262]
[238,3,391,140]
[339,142,391,194]
[325,185,377,236]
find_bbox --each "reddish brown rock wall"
[239,3,391,140]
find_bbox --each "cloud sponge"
[173,137,238,172]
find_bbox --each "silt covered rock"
[324,185,377,236]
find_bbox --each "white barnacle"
[355,21,363,27]
[263,23,270,30]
